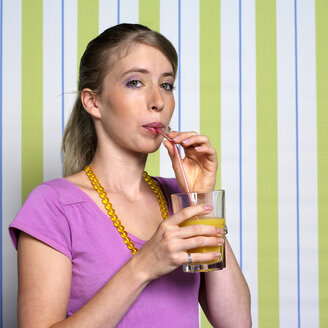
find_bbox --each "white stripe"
[43,0,63,181]
[178,0,200,168]
[240,0,258,326]
[174,0,200,181]
[63,0,78,128]
[297,1,319,327]
[2,1,22,326]
[159,0,180,178]
[99,0,117,33]
[220,0,240,262]
[180,0,199,135]
[120,0,139,24]
[276,0,299,326]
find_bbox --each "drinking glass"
[171,190,226,273]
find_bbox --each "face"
[94,43,175,155]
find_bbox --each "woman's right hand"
[134,204,224,281]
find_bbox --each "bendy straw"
[156,128,191,194]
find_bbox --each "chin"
[143,146,161,155]
[139,142,162,154]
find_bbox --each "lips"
[142,122,165,136]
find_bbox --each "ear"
[81,88,102,119]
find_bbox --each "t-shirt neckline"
[59,177,168,246]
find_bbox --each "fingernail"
[205,205,213,211]
[217,238,225,245]
[194,146,201,151]
[182,139,190,144]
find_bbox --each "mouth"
[142,122,165,136]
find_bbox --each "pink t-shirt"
[9,177,200,327]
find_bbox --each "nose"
[148,85,164,112]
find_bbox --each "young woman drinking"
[9,24,251,328]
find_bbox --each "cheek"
[102,94,134,118]
[167,96,175,117]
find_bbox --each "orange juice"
[180,217,225,265]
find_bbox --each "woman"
[9,24,251,327]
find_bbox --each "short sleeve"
[9,183,72,260]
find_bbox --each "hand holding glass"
[171,190,226,273]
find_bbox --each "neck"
[89,144,148,195]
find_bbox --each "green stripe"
[200,310,211,328]
[200,0,221,191]
[77,0,99,73]
[316,1,328,326]
[139,0,160,32]
[139,0,160,177]
[200,4,221,326]
[256,1,279,327]
[21,0,43,202]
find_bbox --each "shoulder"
[9,178,79,257]
[28,178,87,206]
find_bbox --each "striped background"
[1,0,327,327]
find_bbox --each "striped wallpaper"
[1,1,327,327]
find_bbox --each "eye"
[126,80,143,88]
[160,83,175,91]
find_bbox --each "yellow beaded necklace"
[84,165,169,255]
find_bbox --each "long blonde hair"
[62,23,178,176]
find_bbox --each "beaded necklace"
[84,165,169,255]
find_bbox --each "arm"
[199,240,251,328]
[164,131,251,327]
[17,203,221,328]
[17,232,149,328]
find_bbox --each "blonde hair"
[62,23,178,176]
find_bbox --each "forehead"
[109,43,174,75]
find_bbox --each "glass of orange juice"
[171,190,226,273]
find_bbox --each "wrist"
[126,252,154,286]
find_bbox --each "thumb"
[163,140,183,173]
[163,140,175,163]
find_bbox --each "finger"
[185,144,217,164]
[185,252,221,265]
[182,235,224,251]
[191,144,216,156]
[168,204,213,226]
[178,224,224,239]
[163,141,182,172]
[163,140,175,159]
[162,250,220,267]
[171,131,198,144]
[163,140,186,176]
[179,135,211,148]
[167,130,180,140]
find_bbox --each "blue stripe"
[294,0,300,327]
[61,0,64,135]
[0,0,3,325]
[117,0,120,24]
[238,0,243,270]
[178,0,181,135]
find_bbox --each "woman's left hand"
[163,131,218,192]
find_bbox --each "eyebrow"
[121,68,175,78]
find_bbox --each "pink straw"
[156,128,191,194]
